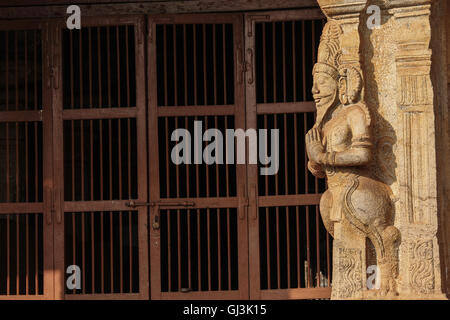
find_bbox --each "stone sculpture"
[305,21,401,298]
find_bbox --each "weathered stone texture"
[313,0,449,299]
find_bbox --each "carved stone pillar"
[317,0,369,300]
[315,0,448,299]
[386,0,442,298]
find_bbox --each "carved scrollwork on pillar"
[409,239,435,294]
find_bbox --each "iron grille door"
[0,21,54,299]
[148,14,249,300]
[245,10,333,300]
[52,16,149,299]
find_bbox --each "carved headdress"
[313,21,370,128]
[313,22,342,80]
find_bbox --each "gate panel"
[148,14,248,300]
[245,10,333,299]
[0,21,54,299]
[52,17,148,299]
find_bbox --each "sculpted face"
[312,71,339,128]
[312,72,338,109]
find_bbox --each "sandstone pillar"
[315,0,448,299]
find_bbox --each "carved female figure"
[305,22,400,296]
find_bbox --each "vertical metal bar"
[303,113,309,193]
[316,205,320,287]
[195,116,200,197]
[301,21,306,101]
[71,120,75,200]
[110,212,113,292]
[276,206,280,289]
[226,208,231,290]
[296,206,301,288]
[175,118,180,198]
[183,25,188,106]
[126,26,130,107]
[163,25,168,106]
[15,31,18,112]
[167,210,172,291]
[117,119,123,200]
[5,31,9,112]
[81,212,86,293]
[203,24,207,105]
[116,26,121,108]
[100,211,104,293]
[79,28,83,108]
[7,214,10,294]
[107,27,111,108]
[193,24,198,106]
[197,209,201,290]
[25,123,29,201]
[89,28,93,109]
[165,117,170,197]
[70,31,74,108]
[177,209,181,290]
[35,213,38,293]
[91,212,95,293]
[282,22,286,103]
[97,27,102,108]
[6,123,9,202]
[89,27,95,290]
[34,122,38,202]
[262,23,267,103]
[272,22,277,103]
[185,117,190,198]
[225,116,229,197]
[119,210,123,293]
[284,121,290,288]
[187,209,191,290]
[213,24,217,105]
[326,231,330,287]
[265,207,270,288]
[215,116,219,196]
[33,30,37,111]
[305,206,311,287]
[26,214,29,294]
[173,24,178,107]
[222,24,227,105]
[205,116,209,197]
[72,212,76,293]
[207,208,211,291]
[128,210,132,292]
[16,215,19,293]
[81,121,85,201]
[217,208,222,291]
[292,21,297,102]
[24,31,28,109]
[109,128,113,291]
[15,122,19,201]
[264,115,268,196]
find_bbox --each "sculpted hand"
[306,127,325,163]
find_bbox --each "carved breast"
[322,112,351,153]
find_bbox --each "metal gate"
[0,21,54,299]
[245,10,332,299]
[52,16,149,299]
[0,10,331,300]
[147,14,249,300]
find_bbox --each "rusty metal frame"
[51,15,149,300]
[147,13,249,300]
[0,20,54,300]
[245,9,332,300]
